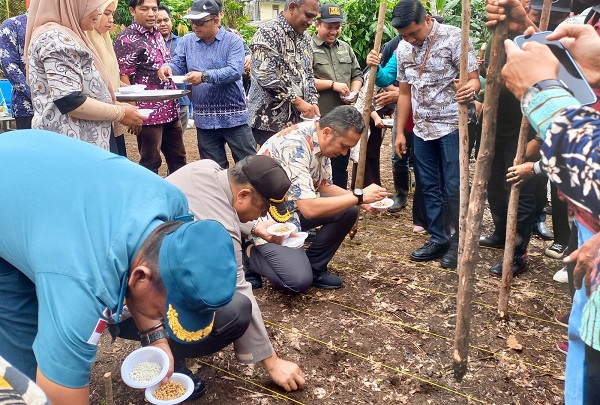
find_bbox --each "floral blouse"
[28,29,112,149]
[257,121,332,230]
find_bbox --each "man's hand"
[547,24,600,88]
[565,232,600,297]
[253,220,286,244]
[506,161,535,186]
[502,39,560,99]
[261,354,306,392]
[375,90,399,107]
[394,131,407,157]
[150,338,175,383]
[244,55,251,74]
[157,65,173,82]
[362,183,388,204]
[184,71,204,86]
[366,50,382,67]
[332,81,350,96]
[454,81,477,104]
[485,0,536,34]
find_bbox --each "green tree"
[1,0,26,21]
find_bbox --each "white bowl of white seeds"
[121,346,169,389]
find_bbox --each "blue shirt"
[164,33,190,107]
[167,27,248,129]
[0,13,33,118]
[0,130,189,388]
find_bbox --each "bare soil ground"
[89,128,569,404]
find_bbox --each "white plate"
[267,222,297,238]
[340,91,357,101]
[169,76,187,84]
[145,373,194,405]
[300,114,320,122]
[118,84,147,94]
[282,231,308,249]
[138,109,154,117]
[115,89,190,102]
[381,118,394,127]
[370,197,394,211]
[121,346,169,389]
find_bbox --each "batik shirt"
[114,22,179,125]
[396,20,478,140]
[248,13,318,133]
[257,121,332,230]
[0,13,33,118]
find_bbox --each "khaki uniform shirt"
[310,35,363,116]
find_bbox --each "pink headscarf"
[25,0,115,99]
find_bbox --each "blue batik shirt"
[0,13,33,118]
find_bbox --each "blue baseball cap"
[160,220,236,344]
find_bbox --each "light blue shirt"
[167,27,248,129]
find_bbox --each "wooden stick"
[497,0,553,319]
[350,1,386,239]
[453,20,508,382]
[457,0,471,257]
[104,371,114,405]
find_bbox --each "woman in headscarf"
[86,0,128,156]
[25,0,144,151]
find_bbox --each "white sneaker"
[553,266,568,283]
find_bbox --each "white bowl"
[119,84,147,94]
[282,231,308,249]
[266,222,297,238]
[169,76,187,84]
[370,197,394,211]
[300,114,320,122]
[340,91,357,101]
[145,373,194,405]
[121,346,169,389]
[138,109,154,118]
[381,118,394,127]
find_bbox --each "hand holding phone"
[513,31,597,105]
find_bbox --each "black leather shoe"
[533,221,554,240]
[175,363,207,400]
[410,241,450,262]
[313,271,343,289]
[479,234,505,248]
[388,195,408,213]
[440,246,458,269]
[489,253,527,277]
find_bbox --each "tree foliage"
[1,0,26,21]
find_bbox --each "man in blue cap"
[0,130,242,404]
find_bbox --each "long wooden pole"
[497,0,553,319]
[453,20,508,381]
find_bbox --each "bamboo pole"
[457,0,471,258]
[104,372,114,405]
[497,0,553,319]
[453,20,508,381]
[349,1,386,239]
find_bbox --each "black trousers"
[116,292,252,363]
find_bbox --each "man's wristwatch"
[353,188,363,205]
[140,329,169,347]
[200,72,210,83]
[520,79,572,115]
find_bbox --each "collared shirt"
[168,27,248,129]
[164,33,190,107]
[114,22,179,126]
[257,121,332,230]
[310,35,363,116]
[396,21,478,140]
[248,13,319,133]
[0,13,32,118]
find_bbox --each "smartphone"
[514,31,597,106]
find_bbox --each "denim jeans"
[197,124,257,169]
[412,130,460,244]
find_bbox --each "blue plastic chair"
[0,79,13,114]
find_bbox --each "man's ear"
[128,265,153,289]
[321,126,333,139]
[236,188,253,203]
[129,6,135,16]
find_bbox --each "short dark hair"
[391,0,426,29]
[136,220,184,292]
[229,163,266,206]
[285,0,308,11]
[128,0,162,9]
[158,5,171,17]
[319,105,365,138]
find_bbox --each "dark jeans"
[551,182,570,246]
[331,153,351,189]
[15,116,32,130]
[586,344,600,405]
[252,128,276,147]
[116,292,251,363]
[486,136,537,253]
[413,130,460,244]
[115,135,127,158]
[136,119,186,174]
[351,117,384,189]
[196,124,257,169]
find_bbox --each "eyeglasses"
[191,17,216,27]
